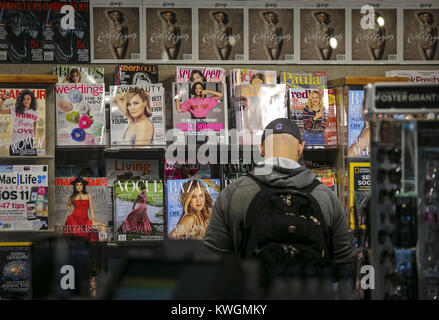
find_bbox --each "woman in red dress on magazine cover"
[64,177,105,241]
[121,184,152,234]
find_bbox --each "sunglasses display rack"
[366,83,439,300]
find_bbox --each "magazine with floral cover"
[279,71,327,89]
[0,243,31,299]
[0,88,46,156]
[0,165,48,231]
[175,66,226,83]
[55,83,106,146]
[114,179,164,241]
[172,81,227,143]
[53,65,105,84]
[110,84,166,146]
[166,178,220,240]
[234,84,288,145]
[289,88,337,147]
[55,177,110,242]
[114,64,159,85]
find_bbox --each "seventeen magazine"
[110,84,166,146]
[114,179,164,241]
[166,178,220,240]
[175,66,226,83]
[55,83,106,146]
[0,88,46,156]
[172,81,227,143]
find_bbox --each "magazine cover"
[0,243,31,299]
[114,179,164,241]
[42,0,90,63]
[0,88,46,156]
[55,177,110,242]
[172,82,227,142]
[222,162,253,189]
[55,83,106,146]
[54,65,105,84]
[248,8,294,61]
[0,1,44,63]
[229,68,277,89]
[114,64,159,85]
[280,71,327,89]
[91,0,143,62]
[145,7,192,61]
[105,159,160,185]
[175,66,226,83]
[198,8,244,61]
[110,84,165,146]
[351,8,397,62]
[312,168,337,193]
[349,161,370,230]
[300,9,346,62]
[166,178,220,240]
[289,88,337,146]
[55,166,99,177]
[386,70,439,83]
[0,165,48,231]
[348,89,369,157]
[403,9,439,61]
[234,84,288,145]
[165,158,211,183]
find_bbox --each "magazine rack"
[0,75,57,241]
[327,77,409,224]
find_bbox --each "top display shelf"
[0,75,58,84]
[327,77,409,87]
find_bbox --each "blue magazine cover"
[166,179,220,240]
[348,90,369,157]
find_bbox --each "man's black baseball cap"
[261,118,304,144]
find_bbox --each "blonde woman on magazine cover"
[113,87,154,145]
[169,180,213,240]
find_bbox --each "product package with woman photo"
[289,88,337,147]
[114,179,164,241]
[91,0,143,62]
[166,179,220,240]
[55,177,110,242]
[172,81,227,143]
[110,84,166,146]
[0,88,46,156]
[145,7,193,61]
[55,83,106,146]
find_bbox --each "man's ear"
[298,140,306,157]
[259,142,265,157]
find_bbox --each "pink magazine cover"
[175,66,226,82]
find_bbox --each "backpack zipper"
[309,216,321,226]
